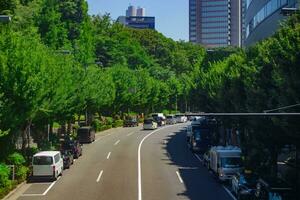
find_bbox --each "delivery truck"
[209,146,243,182]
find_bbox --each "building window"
[247,0,288,39]
[202,11,228,17]
[202,1,228,7]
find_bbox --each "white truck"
[209,146,242,182]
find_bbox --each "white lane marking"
[194,153,203,162]
[223,186,237,200]
[42,176,60,195]
[22,176,61,196]
[114,140,120,146]
[95,133,112,142]
[96,170,104,183]
[176,171,183,183]
[127,132,135,136]
[107,152,111,159]
[138,126,172,200]
[193,154,236,200]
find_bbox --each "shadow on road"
[162,128,233,200]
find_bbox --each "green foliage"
[15,165,28,182]
[91,119,102,132]
[0,164,12,198]
[112,120,123,128]
[6,153,25,166]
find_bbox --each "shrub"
[15,166,28,183]
[113,120,123,128]
[91,119,102,132]
[100,125,112,131]
[7,153,25,166]
[138,117,144,123]
[105,117,113,126]
[0,164,12,197]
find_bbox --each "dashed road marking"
[96,170,104,183]
[176,171,183,183]
[127,132,135,136]
[107,152,111,159]
[114,140,120,146]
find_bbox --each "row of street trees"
[0,0,299,193]
[0,0,205,159]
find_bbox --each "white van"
[175,114,187,123]
[32,151,63,180]
[143,119,158,130]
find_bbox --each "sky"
[86,0,188,41]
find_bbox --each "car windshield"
[221,157,241,168]
[166,116,173,119]
[33,156,53,165]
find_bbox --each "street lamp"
[0,15,11,23]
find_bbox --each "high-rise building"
[126,5,137,17]
[118,6,155,30]
[245,0,299,46]
[189,0,243,48]
[137,7,146,17]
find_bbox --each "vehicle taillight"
[52,165,56,172]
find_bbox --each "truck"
[209,146,243,182]
[188,117,216,153]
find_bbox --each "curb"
[2,181,26,200]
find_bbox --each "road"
[9,124,234,200]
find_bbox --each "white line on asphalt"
[114,140,120,146]
[138,125,174,200]
[95,133,112,142]
[193,153,203,162]
[21,177,61,197]
[176,171,184,183]
[107,152,111,159]
[96,170,104,183]
[127,132,134,136]
[42,176,60,195]
[193,154,236,200]
[223,186,237,200]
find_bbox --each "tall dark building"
[245,0,299,46]
[189,0,242,48]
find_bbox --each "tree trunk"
[21,121,31,152]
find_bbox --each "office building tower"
[126,5,136,17]
[189,0,243,48]
[245,0,299,46]
[118,6,155,30]
[137,7,146,17]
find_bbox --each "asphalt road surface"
[11,124,234,200]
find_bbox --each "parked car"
[175,114,187,123]
[166,115,176,125]
[61,139,82,159]
[231,171,258,199]
[61,150,74,169]
[123,116,139,127]
[77,126,95,143]
[32,151,63,180]
[151,113,166,121]
[143,118,158,130]
[255,178,294,200]
[153,116,165,126]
